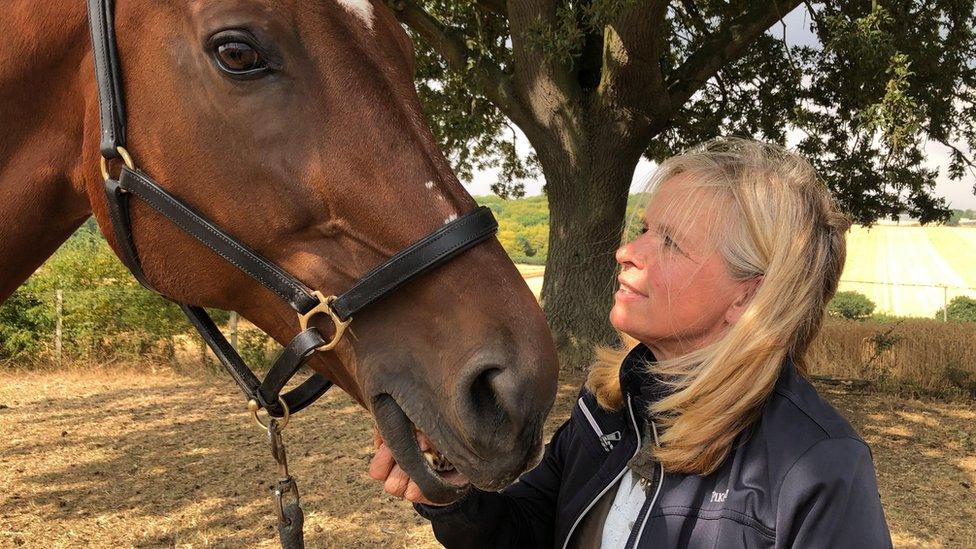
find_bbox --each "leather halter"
[84,0,498,418]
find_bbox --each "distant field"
[841,225,976,317]
[516,264,545,296]
[518,226,976,318]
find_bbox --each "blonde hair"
[586,137,851,475]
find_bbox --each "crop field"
[519,226,976,318]
[841,225,976,317]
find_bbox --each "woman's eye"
[663,234,679,250]
[212,38,269,76]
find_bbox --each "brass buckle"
[99,146,135,181]
[297,290,351,352]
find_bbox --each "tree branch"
[678,0,710,34]
[667,0,805,107]
[596,0,671,138]
[473,0,506,18]
[942,140,976,179]
[388,0,540,135]
[504,0,587,158]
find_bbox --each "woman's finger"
[368,441,396,481]
[403,480,434,505]
[384,464,412,498]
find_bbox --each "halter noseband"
[86,1,497,418]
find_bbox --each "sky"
[462,7,976,210]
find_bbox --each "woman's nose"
[616,239,637,268]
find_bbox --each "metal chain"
[266,418,306,549]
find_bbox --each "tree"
[947,209,962,226]
[936,296,976,323]
[390,0,976,367]
[827,291,875,320]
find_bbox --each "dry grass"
[514,264,545,279]
[1,366,974,547]
[809,318,976,397]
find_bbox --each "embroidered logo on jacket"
[710,489,729,503]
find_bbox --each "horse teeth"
[422,450,455,472]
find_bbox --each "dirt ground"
[1,367,974,548]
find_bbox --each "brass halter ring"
[297,291,352,352]
[249,396,290,431]
[99,146,135,181]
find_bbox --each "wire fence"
[837,279,976,321]
[0,287,273,368]
[3,278,974,368]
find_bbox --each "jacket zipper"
[561,395,642,549]
[577,397,622,451]
[626,422,665,549]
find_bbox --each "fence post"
[55,289,63,367]
[942,286,948,322]
[229,311,239,350]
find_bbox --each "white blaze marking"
[425,181,435,190]
[444,213,458,224]
[337,0,375,30]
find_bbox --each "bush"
[1,220,191,365]
[827,291,875,320]
[0,290,53,359]
[238,329,277,370]
[936,296,976,323]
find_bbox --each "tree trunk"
[538,146,639,370]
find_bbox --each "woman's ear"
[724,275,763,325]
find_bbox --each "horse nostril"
[471,368,502,410]
[468,366,505,421]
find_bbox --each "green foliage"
[870,312,911,324]
[407,0,974,225]
[480,195,550,263]
[0,290,52,359]
[473,193,649,265]
[936,296,976,323]
[0,220,189,364]
[946,209,976,226]
[238,329,277,371]
[828,291,876,320]
[408,2,537,199]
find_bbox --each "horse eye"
[211,38,269,77]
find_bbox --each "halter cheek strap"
[87,1,501,546]
[101,164,497,416]
[86,0,499,419]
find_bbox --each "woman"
[370,138,892,548]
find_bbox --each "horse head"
[82,0,558,502]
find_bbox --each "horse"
[0,0,558,536]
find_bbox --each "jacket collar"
[620,342,800,416]
[618,343,670,419]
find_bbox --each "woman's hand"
[368,428,448,506]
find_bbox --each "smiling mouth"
[372,394,471,504]
[617,279,647,297]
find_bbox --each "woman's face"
[610,175,754,359]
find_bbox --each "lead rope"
[253,400,306,548]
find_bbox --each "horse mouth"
[372,393,472,504]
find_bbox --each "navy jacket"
[416,344,892,548]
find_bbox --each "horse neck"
[0,2,96,301]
